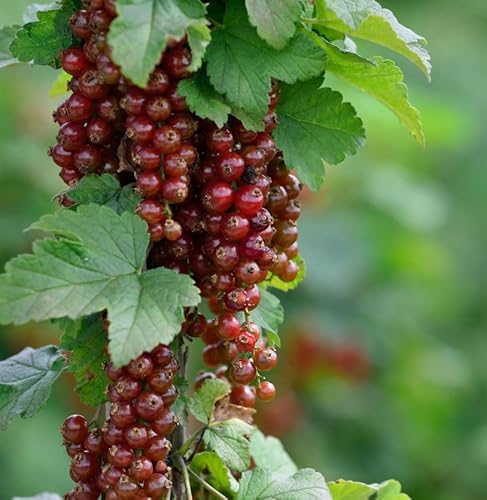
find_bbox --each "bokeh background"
[1,0,486,498]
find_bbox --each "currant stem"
[188,467,228,500]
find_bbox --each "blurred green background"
[1,0,486,498]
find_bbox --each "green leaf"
[187,19,211,72]
[264,254,306,292]
[251,288,284,348]
[0,346,66,430]
[203,418,253,472]
[0,26,19,69]
[206,0,326,130]
[237,468,331,499]
[245,0,302,49]
[187,378,230,424]
[274,79,365,190]
[328,479,411,500]
[63,315,110,406]
[0,205,200,366]
[10,0,80,68]
[108,0,207,87]
[178,69,231,127]
[192,451,239,496]
[22,2,62,23]
[319,38,424,144]
[65,174,141,214]
[309,0,431,79]
[49,70,71,96]
[250,429,297,476]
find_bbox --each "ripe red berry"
[110,401,136,428]
[126,116,155,144]
[136,199,164,224]
[146,95,172,121]
[236,331,257,353]
[135,392,164,420]
[108,444,135,468]
[163,47,192,78]
[254,347,278,371]
[71,451,99,481]
[130,457,153,482]
[57,122,87,151]
[154,125,182,154]
[234,185,264,216]
[202,182,234,214]
[114,376,142,401]
[151,408,178,436]
[145,435,172,461]
[216,313,240,341]
[147,68,170,94]
[256,380,276,401]
[124,424,149,449]
[50,144,74,168]
[230,359,257,384]
[216,152,245,181]
[79,69,109,99]
[144,473,172,498]
[62,48,90,76]
[70,10,91,39]
[162,177,189,204]
[230,385,256,408]
[136,171,163,197]
[207,127,234,154]
[61,415,89,444]
[84,428,104,455]
[127,354,154,380]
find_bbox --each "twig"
[176,454,193,500]
[188,467,228,500]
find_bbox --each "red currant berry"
[236,331,257,353]
[136,199,164,224]
[162,47,192,78]
[224,288,248,312]
[257,380,276,401]
[154,125,182,154]
[151,408,178,435]
[114,376,142,401]
[147,68,170,95]
[110,402,136,428]
[230,385,256,408]
[136,171,163,197]
[207,127,234,154]
[62,48,90,76]
[130,457,153,482]
[144,473,172,498]
[145,436,171,461]
[61,415,89,444]
[230,359,257,384]
[70,10,91,39]
[202,181,234,214]
[235,186,264,216]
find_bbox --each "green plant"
[0,0,429,498]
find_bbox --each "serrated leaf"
[250,288,284,348]
[203,418,253,472]
[10,0,80,68]
[319,38,424,144]
[23,2,61,23]
[192,451,239,495]
[49,70,71,96]
[63,315,110,406]
[250,429,297,476]
[264,254,306,292]
[237,468,331,500]
[187,19,211,72]
[64,174,141,214]
[310,0,431,79]
[178,69,231,127]
[0,26,20,69]
[108,0,207,87]
[0,205,200,366]
[328,479,411,500]
[245,0,302,49]
[188,378,230,424]
[274,79,365,190]
[206,0,326,131]
[13,494,62,500]
[0,346,66,430]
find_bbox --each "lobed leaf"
[64,174,141,214]
[108,0,207,87]
[328,478,411,500]
[309,0,431,79]
[187,378,230,424]
[178,69,232,127]
[275,80,365,190]
[245,0,302,49]
[0,26,20,69]
[237,467,331,499]
[10,0,80,68]
[250,429,298,476]
[203,418,253,472]
[318,37,424,144]
[206,0,326,131]
[0,346,66,430]
[0,205,200,366]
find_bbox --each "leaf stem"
[176,454,193,500]
[188,467,229,500]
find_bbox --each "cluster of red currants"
[51,0,304,491]
[61,345,179,499]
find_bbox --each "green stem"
[176,454,193,500]
[188,467,228,500]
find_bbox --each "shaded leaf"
[192,451,239,495]
[0,346,66,430]
[108,0,207,87]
